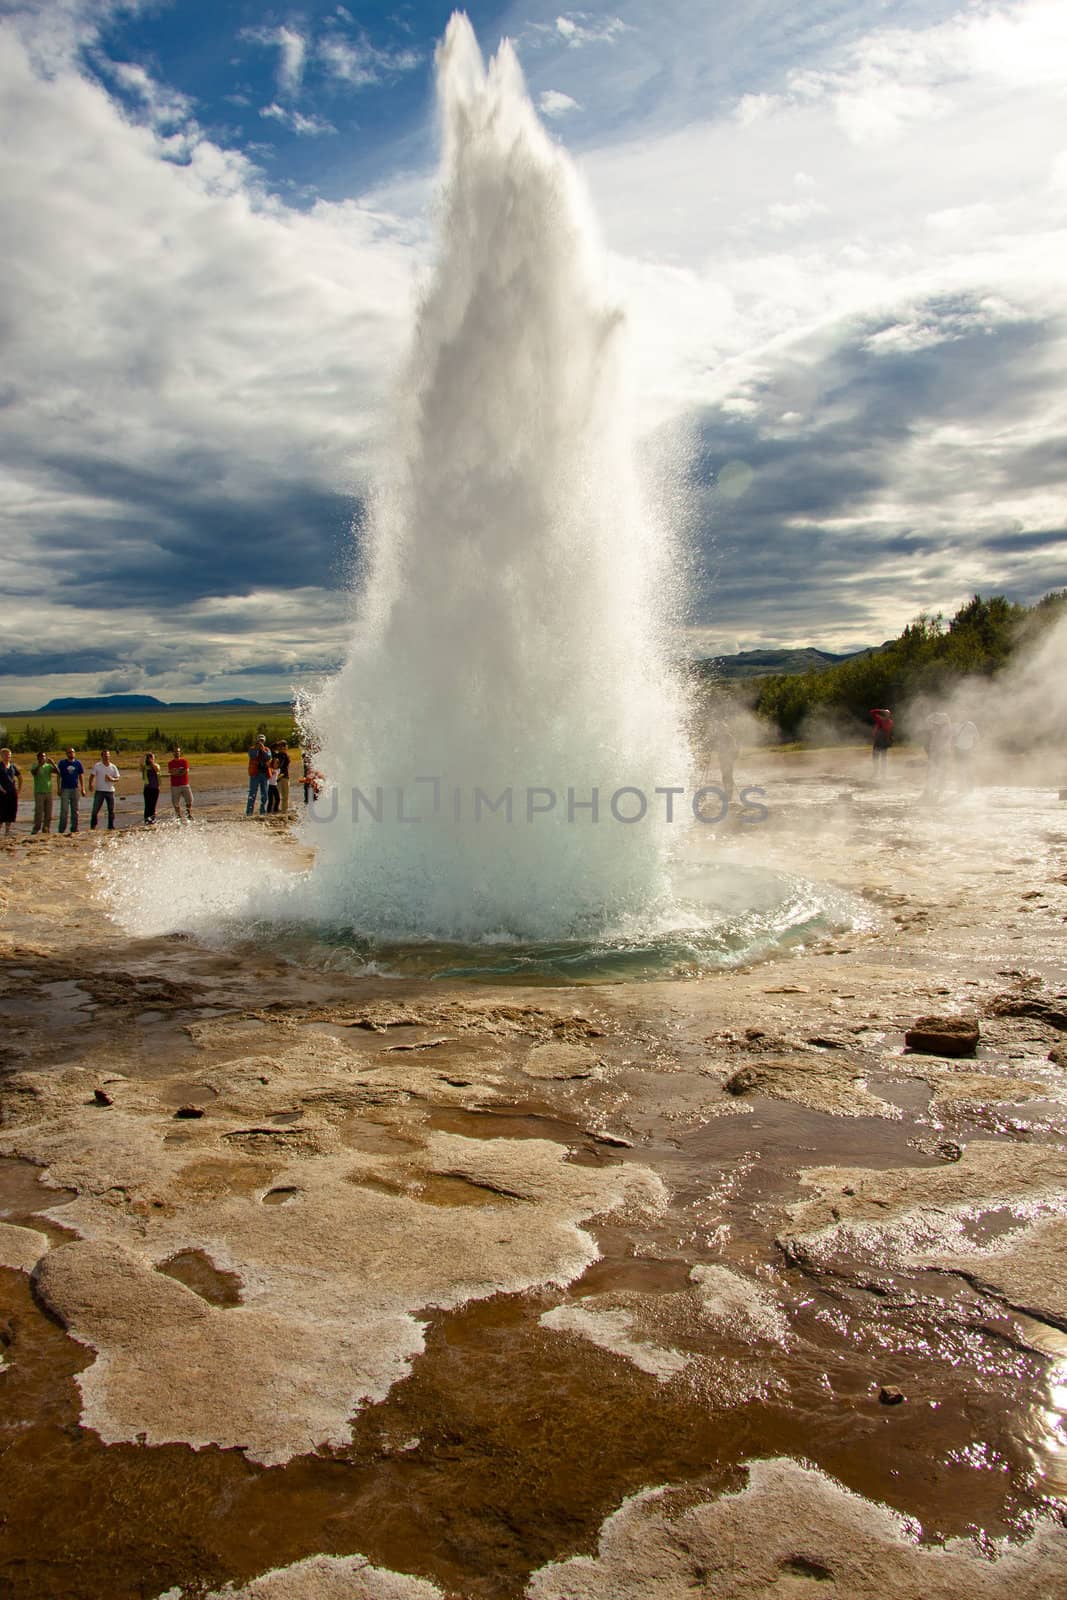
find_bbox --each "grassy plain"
[0,703,297,756]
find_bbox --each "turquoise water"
[262,862,865,985]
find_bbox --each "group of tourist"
[869,707,981,792]
[0,744,194,834]
[245,734,298,817]
[0,736,319,835]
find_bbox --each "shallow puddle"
[158,1249,243,1307]
[157,1080,220,1107]
[427,1106,593,1145]
[0,1155,77,1223]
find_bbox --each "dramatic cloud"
[0,12,417,706]
[1,0,1065,705]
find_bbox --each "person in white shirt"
[89,749,121,831]
[922,713,953,800]
[953,719,980,791]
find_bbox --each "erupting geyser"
[300,13,691,940]
[98,14,863,974]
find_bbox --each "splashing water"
[298,14,690,941]
[96,15,865,976]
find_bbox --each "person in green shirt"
[30,751,59,835]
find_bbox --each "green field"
[0,704,298,756]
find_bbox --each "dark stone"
[879,1386,906,1405]
[92,1089,113,1106]
[173,1106,205,1119]
[904,1015,979,1057]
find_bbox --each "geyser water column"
[300,14,692,942]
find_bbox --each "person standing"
[274,740,291,814]
[923,712,953,799]
[30,751,59,834]
[870,708,893,777]
[0,748,21,836]
[246,734,271,816]
[265,751,281,814]
[953,719,980,791]
[89,749,121,830]
[57,747,86,834]
[141,752,161,824]
[167,745,192,821]
[706,718,739,803]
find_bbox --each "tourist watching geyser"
[953,719,980,790]
[266,750,281,814]
[0,747,21,836]
[57,747,85,834]
[142,752,161,826]
[30,750,59,834]
[168,745,192,822]
[89,749,121,831]
[246,734,272,817]
[870,709,893,777]
[274,740,291,814]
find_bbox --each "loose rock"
[904,1015,979,1057]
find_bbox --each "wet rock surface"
[2,754,1067,1597]
[526,1459,1067,1599]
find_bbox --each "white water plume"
[298,13,692,940]
[94,14,864,974]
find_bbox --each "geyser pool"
[96,15,869,975]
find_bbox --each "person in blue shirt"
[57,747,86,834]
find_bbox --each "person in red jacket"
[168,744,193,822]
[870,708,893,777]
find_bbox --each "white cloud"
[734,92,779,125]
[242,24,309,96]
[276,25,307,94]
[109,60,193,128]
[316,33,419,88]
[260,102,336,137]
[241,19,419,100]
[539,88,580,118]
[765,198,827,229]
[554,14,629,49]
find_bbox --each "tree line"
[733,591,1066,739]
[6,724,300,755]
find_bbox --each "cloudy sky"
[1,0,1064,707]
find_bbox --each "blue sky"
[1,0,1065,706]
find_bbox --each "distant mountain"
[26,694,284,714]
[37,694,168,712]
[698,646,874,681]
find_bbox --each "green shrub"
[17,724,60,752]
